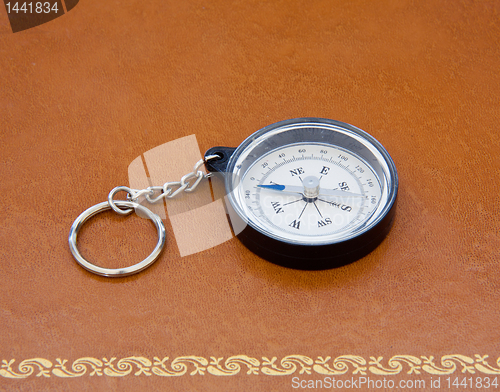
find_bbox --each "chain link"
[108,155,220,214]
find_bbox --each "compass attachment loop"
[107,186,137,215]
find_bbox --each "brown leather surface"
[1,0,499,390]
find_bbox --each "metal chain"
[107,154,220,215]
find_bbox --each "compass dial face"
[240,143,382,243]
[225,120,397,246]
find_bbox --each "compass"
[205,118,398,270]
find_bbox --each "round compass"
[205,118,398,270]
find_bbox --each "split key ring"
[68,201,166,277]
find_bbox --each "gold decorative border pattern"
[1,355,499,379]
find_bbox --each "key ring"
[68,201,166,277]
[68,155,220,277]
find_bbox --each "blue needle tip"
[257,184,285,191]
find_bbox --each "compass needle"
[257,183,366,198]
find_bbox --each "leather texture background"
[1,0,499,390]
